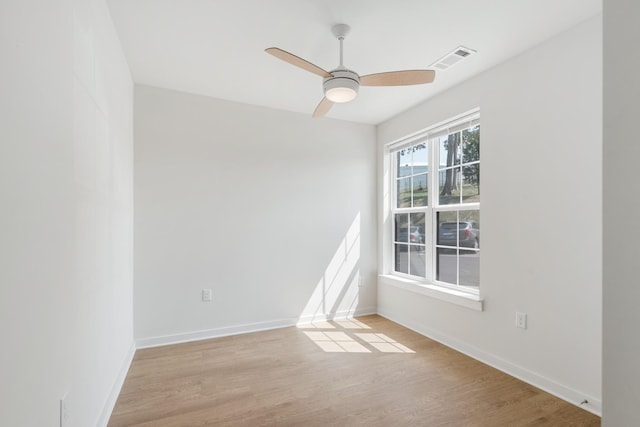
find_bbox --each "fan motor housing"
[323,69,360,103]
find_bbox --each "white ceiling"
[107,0,601,125]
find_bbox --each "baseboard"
[377,309,602,416]
[296,306,377,325]
[96,341,136,427]
[136,307,377,350]
[136,318,295,349]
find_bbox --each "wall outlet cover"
[516,312,527,329]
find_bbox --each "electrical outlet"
[60,394,69,427]
[358,277,365,287]
[202,289,213,302]
[516,312,527,329]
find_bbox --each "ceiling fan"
[265,24,436,118]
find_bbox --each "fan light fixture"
[325,84,357,103]
[323,70,359,103]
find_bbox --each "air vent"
[430,46,476,71]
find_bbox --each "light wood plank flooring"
[109,315,599,426]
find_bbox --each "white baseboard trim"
[136,307,377,350]
[296,306,377,325]
[136,319,294,349]
[96,341,136,427]
[377,308,602,417]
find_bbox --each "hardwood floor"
[108,315,600,426]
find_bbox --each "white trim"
[136,307,377,349]
[387,108,480,151]
[136,319,295,349]
[434,203,480,212]
[376,309,602,416]
[96,341,136,427]
[296,306,377,325]
[379,274,482,311]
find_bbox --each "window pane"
[412,173,428,207]
[438,167,461,205]
[409,246,426,278]
[395,245,408,274]
[462,164,480,203]
[437,211,458,246]
[459,249,480,287]
[459,210,480,249]
[462,126,480,164]
[397,149,412,177]
[395,214,409,243]
[396,177,411,208]
[439,133,461,168]
[436,247,457,284]
[412,142,428,173]
[410,212,425,244]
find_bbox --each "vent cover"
[430,46,476,71]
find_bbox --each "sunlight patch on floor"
[299,319,415,354]
[355,333,415,353]
[333,319,371,329]
[303,331,370,353]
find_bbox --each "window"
[390,111,480,292]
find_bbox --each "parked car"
[396,226,425,245]
[438,221,479,248]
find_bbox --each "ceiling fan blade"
[360,70,436,86]
[312,97,334,118]
[265,47,332,78]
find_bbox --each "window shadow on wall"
[298,213,363,323]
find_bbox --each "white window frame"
[386,109,481,299]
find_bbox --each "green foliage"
[397,142,427,158]
[462,126,480,191]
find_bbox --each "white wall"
[377,16,602,412]
[603,0,640,424]
[134,86,377,346]
[0,0,134,426]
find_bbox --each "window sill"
[378,275,484,311]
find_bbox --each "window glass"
[410,212,425,245]
[394,214,409,243]
[395,245,409,274]
[412,174,428,207]
[412,143,428,172]
[396,142,429,208]
[436,247,457,284]
[459,249,480,287]
[438,167,461,205]
[396,178,411,208]
[435,209,480,288]
[462,165,480,203]
[397,149,412,177]
[462,127,480,164]
[439,134,460,167]
[409,247,426,278]
[437,211,458,247]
